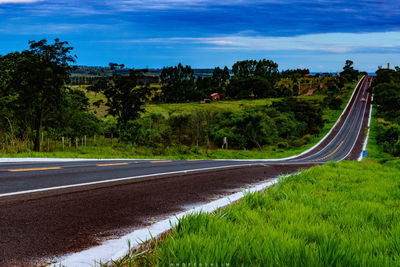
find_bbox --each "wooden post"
[94,134,96,143]
[69,138,72,149]
[111,133,113,146]
[62,137,65,151]
[222,137,228,149]
[75,138,78,149]
[47,138,50,152]
[84,135,87,147]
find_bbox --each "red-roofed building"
[211,93,220,101]
[307,89,314,96]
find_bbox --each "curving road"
[0,76,371,196]
[0,76,372,265]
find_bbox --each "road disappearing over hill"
[0,76,372,265]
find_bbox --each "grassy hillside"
[145,95,325,118]
[149,160,400,266]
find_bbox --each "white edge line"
[0,163,265,198]
[296,76,366,162]
[357,102,373,161]
[55,177,282,267]
[273,75,366,161]
[0,158,163,163]
[341,90,369,162]
[213,75,365,162]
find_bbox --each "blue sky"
[0,0,399,72]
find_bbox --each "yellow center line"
[150,160,173,163]
[315,141,345,161]
[96,163,129,167]
[8,167,62,172]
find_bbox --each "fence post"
[62,137,65,151]
[84,135,87,147]
[75,138,78,149]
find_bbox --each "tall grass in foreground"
[111,159,400,266]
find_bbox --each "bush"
[290,139,306,147]
[277,142,289,149]
[302,134,312,142]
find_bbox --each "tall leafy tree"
[89,63,151,132]
[232,60,258,78]
[340,60,359,82]
[254,59,279,83]
[1,39,76,151]
[160,63,197,102]
[212,66,230,93]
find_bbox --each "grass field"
[133,159,400,267]
[108,152,400,266]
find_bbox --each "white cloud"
[112,31,400,54]
[0,0,42,4]
[0,23,112,35]
[108,0,279,11]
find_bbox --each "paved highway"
[0,76,371,195]
[0,76,372,265]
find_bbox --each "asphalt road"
[0,76,371,195]
[0,76,372,265]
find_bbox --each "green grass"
[114,159,400,266]
[366,105,394,162]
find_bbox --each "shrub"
[302,134,312,142]
[290,139,306,147]
[277,142,289,149]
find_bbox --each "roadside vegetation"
[369,67,400,157]
[0,39,363,159]
[105,117,400,267]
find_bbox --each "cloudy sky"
[0,0,399,72]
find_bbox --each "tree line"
[371,66,400,156]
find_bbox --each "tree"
[160,63,197,102]
[232,60,258,78]
[227,76,274,99]
[229,59,280,99]
[254,59,279,83]
[89,63,151,134]
[58,88,100,139]
[212,66,230,90]
[340,60,359,82]
[196,77,214,98]
[1,39,76,151]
